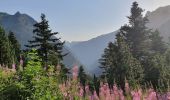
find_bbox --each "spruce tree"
[99,42,118,74]
[93,75,100,96]
[99,34,144,88]
[8,31,21,65]
[119,1,151,60]
[25,14,64,69]
[0,27,13,67]
[78,66,87,96]
[145,53,170,90]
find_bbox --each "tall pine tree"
[8,31,21,65]
[99,34,144,88]
[119,1,151,60]
[78,66,87,96]
[25,14,64,69]
[78,66,86,86]
[0,27,13,67]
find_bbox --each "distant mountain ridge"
[66,31,117,75]
[1,5,170,75]
[67,5,170,75]
[0,11,81,68]
[147,5,170,40]
[0,12,36,49]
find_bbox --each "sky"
[0,0,170,42]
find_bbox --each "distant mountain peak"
[147,5,170,40]
[0,12,82,70]
[15,11,21,16]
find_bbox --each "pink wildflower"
[99,85,105,99]
[85,85,90,93]
[119,89,125,100]
[113,84,119,100]
[145,88,157,100]
[105,86,111,100]
[167,92,170,100]
[79,87,84,97]
[131,89,142,100]
[12,64,16,70]
[93,91,99,100]
[72,65,78,80]
[20,59,23,66]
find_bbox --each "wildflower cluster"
[59,66,170,100]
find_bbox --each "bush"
[0,49,63,100]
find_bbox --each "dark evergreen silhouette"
[78,66,87,96]
[8,31,21,64]
[119,1,151,61]
[93,74,100,96]
[0,27,14,67]
[25,14,64,69]
[99,34,144,88]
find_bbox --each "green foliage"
[150,30,167,54]
[25,14,64,69]
[100,34,144,88]
[145,53,170,91]
[78,66,87,87]
[119,1,151,60]
[0,49,63,99]
[8,31,21,66]
[93,75,100,96]
[55,64,70,83]
[99,1,170,91]
[0,26,14,67]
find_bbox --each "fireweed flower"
[131,89,141,100]
[105,85,111,100]
[93,91,99,100]
[113,84,118,91]
[119,89,125,100]
[113,84,119,99]
[79,87,84,97]
[85,85,90,94]
[12,63,16,72]
[166,92,170,100]
[161,93,167,100]
[72,65,78,80]
[20,59,23,66]
[145,88,157,100]
[99,85,105,99]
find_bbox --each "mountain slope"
[68,5,170,75]
[0,12,36,49]
[147,5,170,40]
[68,31,117,74]
[0,12,81,68]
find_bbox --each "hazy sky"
[0,0,170,41]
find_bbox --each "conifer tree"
[78,66,87,96]
[8,31,21,64]
[119,1,151,60]
[99,42,118,74]
[25,14,64,69]
[93,75,100,96]
[145,53,170,89]
[99,34,144,88]
[0,27,13,67]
